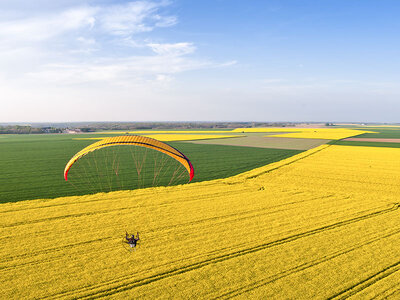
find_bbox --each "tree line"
[0,125,63,134]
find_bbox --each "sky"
[1,0,399,123]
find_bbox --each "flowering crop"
[94,130,235,134]
[1,145,399,298]
[233,127,375,140]
[73,134,243,142]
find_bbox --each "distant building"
[64,129,81,134]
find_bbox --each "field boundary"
[227,144,331,182]
[344,138,400,143]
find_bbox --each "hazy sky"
[1,0,399,122]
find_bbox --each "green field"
[326,127,400,148]
[345,127,400,139]
[0,134,301,203]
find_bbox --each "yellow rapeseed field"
[93,130,236,134]
[1,145,400,299]
[233,127,375,139]
[269,130,367,139]
[74,134,242,142]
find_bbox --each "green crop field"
[0,134,301,203]
[346,128,400,139]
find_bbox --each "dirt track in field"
[186,135,329,150]
[344,138,400,143]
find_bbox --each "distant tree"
[80,127,95,132]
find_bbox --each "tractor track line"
[328,261,400,299]
[2,194,339,264]
[213,229,400,299]
[0,202,299,264]
[44,202,399,299]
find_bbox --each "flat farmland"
[0,134,301,203]
[188,134,329,150]
[2,0,399,297]
[190,127,375,151]
[232,127,373,139]
[344,138,400,142]
[1,144,400,299]
[340,127,400,139]
[331,140,400,148]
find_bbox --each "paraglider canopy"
[64,135,194,182]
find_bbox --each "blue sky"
[1,0,399,122]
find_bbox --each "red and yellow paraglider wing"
[64,135,194,181]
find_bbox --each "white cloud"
[147,42,196,56]
[218,60,237,67]
[153,15,177,27]
[0,2,236,91]
[0,1,177,48]
[0,6,97,44]
[156,74,173,82]
[21,52,215,87]
[77,37,96,45]
[0,1,231,87]
[0,1,236,122]
[98,1,176,36]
